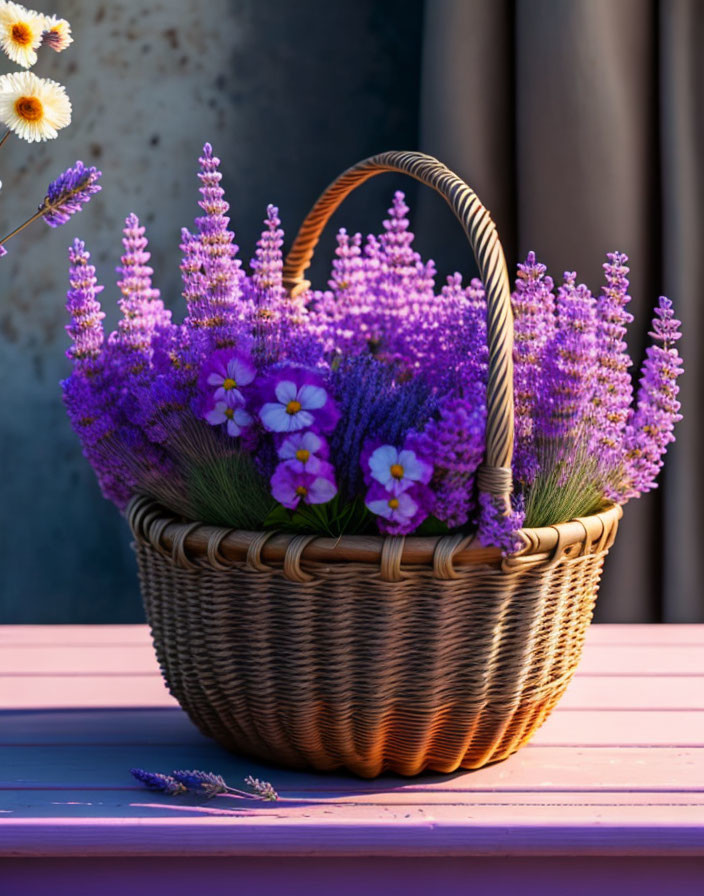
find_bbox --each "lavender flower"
[621,296,683,499]
[130,768,186,795]
[181,143,247,351]
[43,161,101,228]
[132,768,279,801]
[170,769,228,798]
[329,355,435,500]
[243,776,279,802]
[311,229,369,356]
[416,394,485,528]
[536,273,597,441]
[511,252,555,485]
[477,492,525,554]
[270,461,337,509]
[587,252,634,490]
[65,238,105,364]
[113,213,173,364]
[248,204,313,363]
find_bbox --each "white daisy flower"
[0,2,45,68]
[0,71,71,142]
[41,13,72,52]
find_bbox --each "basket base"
[175,685,569,779]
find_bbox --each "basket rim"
[127,495,622,573]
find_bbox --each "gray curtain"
[418,0,703,622]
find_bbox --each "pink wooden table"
[1,624,703,894]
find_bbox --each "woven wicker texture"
[127,151,624,777]
[129,497,621,778]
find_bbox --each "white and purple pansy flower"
[199,348,256,405]
[270,460,338,510]
[258,366,340,434]
[364,482,431,535]
[204,393,254,438]
[277,430,329,474]
[365,443,433,496]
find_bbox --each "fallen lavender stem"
[130,767,278,801]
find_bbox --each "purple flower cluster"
[61,142,683,550]
[621,297,683,498]
[511,252,555,485]
[43,161,102,228]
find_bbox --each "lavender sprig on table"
[130,768,278,801]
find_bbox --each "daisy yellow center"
[390,463,405,479]
[388,498,400,510]
[295,485,307,497]
[222,377,237,390]
[15,96,43,122]
[11,23,33,46]
[295,448,310,462]
[224,407,235,420]
[286,400,302,415]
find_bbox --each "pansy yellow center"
[390,463,405,479]
[295,485,308,497]
[295,448,310,462]
[286,400,302,415]
[224,407,235,420]
[15,96,43,122]
[11,23,33,46]
[222,377,237,390]
[388,498,400,510]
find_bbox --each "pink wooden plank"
[585,625,704,645]
[1,813,703,857]
[4,789,704,817]
[577,645,704,676]
[3,744,704,792]
[0,645,160,675]
[0,626,152,646]
[560,675,704,709]
[0,676,176,709]
[532,710,704,746]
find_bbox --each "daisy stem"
[0,130,10,150]
[0,199,52,247]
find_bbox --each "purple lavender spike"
[621,296,683,499]
[43,161,102,228]
[588,252,634,489]
[65,239,105,364]
[511,252,556,486]
[114,213,173,361]
[537,272,597,441]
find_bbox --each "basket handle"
[282,150,514,509]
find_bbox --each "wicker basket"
[127,151,623,778]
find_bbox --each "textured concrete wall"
[0,0,423,621]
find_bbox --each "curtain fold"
[419,0,702,621]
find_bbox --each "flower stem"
[0,130,11,151]
[0,202,49,246]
